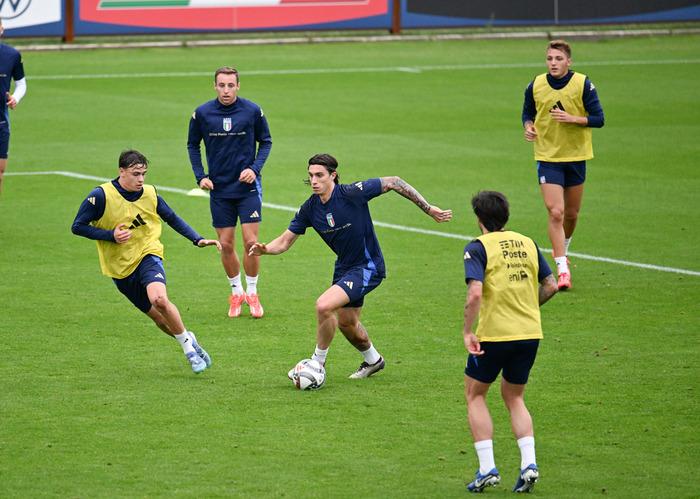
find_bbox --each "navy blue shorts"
[332,266,385,308]
[465,339,540,385]
[113,255,167,313]
[537,161,586,187]
[0,122,9,159]
[210,194,262,228]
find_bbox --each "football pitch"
[1,35,699,497]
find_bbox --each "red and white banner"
[81,0,388,30]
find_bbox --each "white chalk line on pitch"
[8,170,700,277]
[27,58,700,81]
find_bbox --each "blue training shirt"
[289,178,386,276]
[521,70,604,128]
[464,239,552,284]
[187,96,272,199]
[71,179,203,244]
[0,43,24,123]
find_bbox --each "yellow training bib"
[532,72,593,162]
[92,182,164,279]
[475,231,543,342]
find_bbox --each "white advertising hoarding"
[1,0,62,29]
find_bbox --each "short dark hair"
[308,153,340,184]
[471,191,509,231]
[119,149,148,169]
[215,66,239,83]
[548,39,571,58]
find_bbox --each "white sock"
[174,331,195,354]
[517,436,536,470]
[554,256,569,275]
[312,345,329,365]
[563,237,572,255]
[246,274,258,295]
[187,330,198,346]
[474,439,496,475]
[360,343,381,365]
[228,274,244,296]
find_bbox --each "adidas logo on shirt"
[344,281,354,289]
[354,182,364,190]
[250,211,260,219]
[155,273,164,280]
[87,196,96,205]
[128,214,147,230]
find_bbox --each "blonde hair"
[547,40,571,58]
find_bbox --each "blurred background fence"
[3,0,700,40]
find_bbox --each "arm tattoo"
[539,274,558,305]
[382,177,431,214]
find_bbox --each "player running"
[249,153,452,380]
[521,39,605,290]
[71,150,221,374]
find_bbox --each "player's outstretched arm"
[249,229,299,256]
[380,176,452,223]
[197,239,222,252]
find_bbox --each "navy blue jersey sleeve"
[251,108,272,176]
[522,81,536,125]
[338,178,383,204]
[288,200,312,235]
[12,53,24,81]
[187,109,207,185]
[583,78,605,128]
[156,195,202,245]
[536,245,553,281]
[71,187,115,242]
[464,240,487,284]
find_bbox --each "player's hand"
[239,168,256,184]
[6,92,16,110]
[428,206,452,223]
[549,108,581,124]
[248,242,266,256]
[465,332,484,356]
[113,223,131,244]
[524,123,537,141]
[199,178,214,190]
[197,238,222,252]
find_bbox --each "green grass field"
[1,35,699,497]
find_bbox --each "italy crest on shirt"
[223,117,232,131]
[326,213,335,227]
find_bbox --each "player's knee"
[547,206,564,223]
[220,240,235,253]
[564,208,579,221]
[243,239,257,253]
[315,298,335,317]
[501,388,525,408]
[337,317,357,331]
[151,294,170,311]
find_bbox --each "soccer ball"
[290,359,325,390]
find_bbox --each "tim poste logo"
[0,0,31,19]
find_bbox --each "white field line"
[8,170,700,277]
[27,59,700,81]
